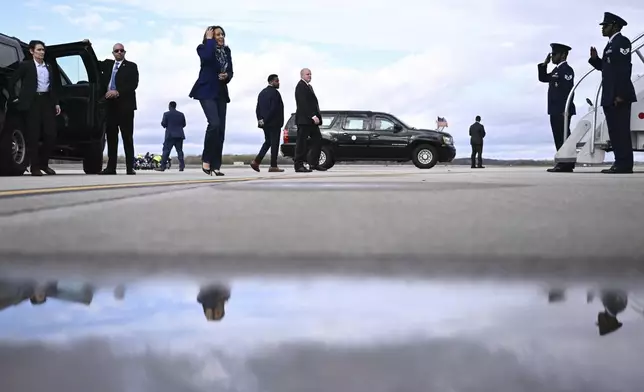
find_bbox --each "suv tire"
[309,145,334,169]
[82,134,106,174]
[411,144,438,169]
[0,126,28,176]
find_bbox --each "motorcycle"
[132,152,171,170]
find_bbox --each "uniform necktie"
[109,63,119,90]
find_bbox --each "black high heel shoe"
[213,170,224,176]
[202,164,212,176]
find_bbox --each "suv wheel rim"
[11,130,26,165]
[319,151,326,165]
[417,149,433,165]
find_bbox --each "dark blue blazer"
[188,39,233,102]
[255,85,284,128]
[589,32,637,106]
[537,61,576,115]
[161,108,186,139]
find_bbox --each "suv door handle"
[371,133,379,137]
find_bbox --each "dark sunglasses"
[113,49,125,53]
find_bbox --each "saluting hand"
[206,27,215,39]
[590,47,598,58]
[544,53,551,65]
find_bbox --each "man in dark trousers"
[589,12,637,174]
[8,40,61,176]
[538,43,576,173]
[293,68,326,172]
[469,115,485,168]
[99,42,139,175]
[250,74,285,172]
[156,101,186,171]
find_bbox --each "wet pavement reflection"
[1,276,644,391]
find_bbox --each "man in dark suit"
[7,40,61,176]
[157,101,186,171]
[589,12,637,174]
[250,74,285,172]
[98,42,139,175]
[538,43,576,173]
[293,68,326,172]
[469,115,486,168]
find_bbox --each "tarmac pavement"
[1,164,644,281]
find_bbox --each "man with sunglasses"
[99,43,139,175]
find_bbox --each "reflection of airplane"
[197,284,231,322]
[0,280,95,311]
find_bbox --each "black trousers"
[105,102,135,171]
[161,137,184,169]
[549,113,575,168]
[604,104,633,170]
[470,143,483,167]
[25,93,56,170]
[255,126,281,167]
[294,124,321,167]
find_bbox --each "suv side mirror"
[586,98,593,107]
[393,124,403,132]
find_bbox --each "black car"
[280,110,455,169]
[0,33,106,176]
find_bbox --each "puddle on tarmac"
[1,276,644,391]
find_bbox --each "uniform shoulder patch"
[620,47,630,55]
[564,74,573,80]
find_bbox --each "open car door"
[45,41,104,145]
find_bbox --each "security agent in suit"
[538,43,576,172]
[294,68,326,172]
[250,73,285,172]
[469,115,485,168]
[589,12,637,174]
[7,40,61,176]
[99,43,139,175]
[157,101,186,171]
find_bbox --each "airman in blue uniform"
[538,43,576,172]
[589,12,637,174]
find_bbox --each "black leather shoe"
[99,168,117,175]
[310,165,327,171]
[126,170,136,175]
[42,167,56,175]
[547,166,573,173]
[295,166,311,172]
[601,166,633,174]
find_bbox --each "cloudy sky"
[2,1,644,159]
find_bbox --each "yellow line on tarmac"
[0,177,259,198]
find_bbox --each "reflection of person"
[7,40,61,176]
[538,43,576,173]
[595,289,628,336]
[589,12,636,174]
[197,284,231,321]
[99,43,139,175]
[189,26,233,177]
[250,74,285,172]
[0,280,56,311]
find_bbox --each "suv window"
[55,54,88,85]
[373,116,396,131]
[0,42,19,68]
[342,115,369,130]
[320,114,336,128]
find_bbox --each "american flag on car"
[436,117,448,127]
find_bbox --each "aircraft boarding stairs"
[555,31,644,165]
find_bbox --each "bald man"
[293,68,325,172]
[99,42,139,175]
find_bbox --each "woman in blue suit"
[189,26,233,176]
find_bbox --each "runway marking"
[0,177,259,198]
[0,170,427,198]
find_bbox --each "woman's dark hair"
[202,26,226,45]
[28,40,46,50]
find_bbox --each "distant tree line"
[48,155,619,166]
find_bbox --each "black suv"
[280,110,455,169]
[0,33,106,176]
